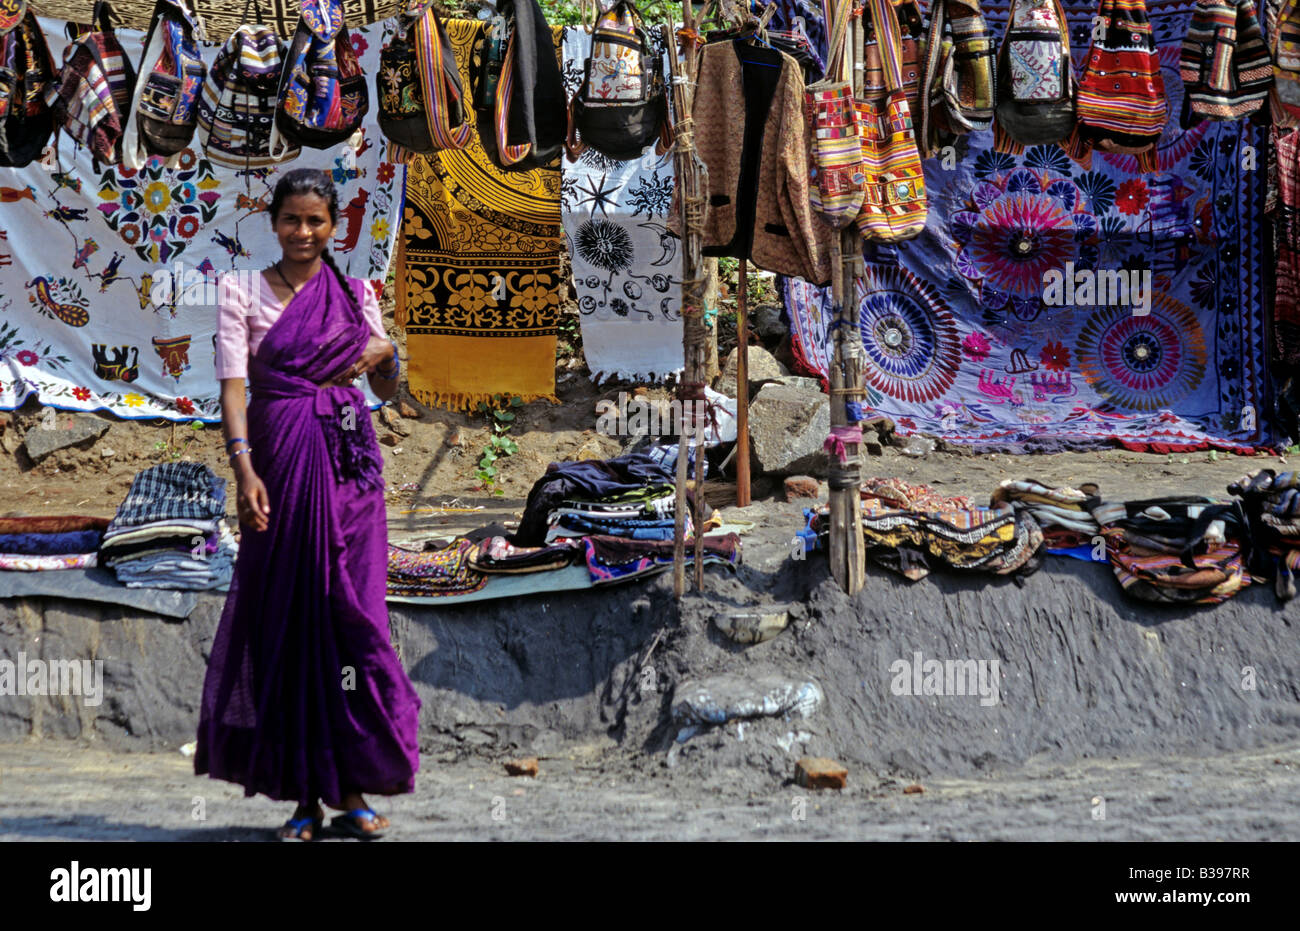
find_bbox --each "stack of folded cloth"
[1228,469,1300,600]
[387,539,488,597]
[102,462,236,590]
[811,477,1043,581]
[990,479,1102,560]
[0,515,109,570]
[1089,496,1251,604]
[544,482,689,543]
[514,454,677,546]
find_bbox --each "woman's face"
[272,192,335,264]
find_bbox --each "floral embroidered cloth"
[0,16,403,423]
[782,0,1271,453]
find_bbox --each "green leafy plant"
[474,394,524,496]
[154,420,204,461]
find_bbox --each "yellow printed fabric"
[399,18,563,411]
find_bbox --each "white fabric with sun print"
[561,27,682,384]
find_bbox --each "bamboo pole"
[665,10,709,599]
[735,258,751,507]
[827,0,866,594]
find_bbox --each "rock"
[751,302,786,341]
[397,400,419,419]
[380,433,399,447]
[796,757,848,790]
[100,447,116,459]
[764,375,825,394]
[896,435,935,458]
[448,427,465,448]
[783,475,821,501]
[575,439,604,461]
[903,783,925,795]
[0,411,10,433]
[862,429,884,458]
[717,345,788,397]
[672,674,824,727]
[748,382,830,478]
[505,757,539,777]
[22,413,111,463]
[379,406,399,428]
[713,610,790,644]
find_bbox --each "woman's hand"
[324,337,394,386]
[236,470,272,532]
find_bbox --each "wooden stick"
[827,0,866,594]
[735,258,751,507]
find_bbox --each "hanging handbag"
[917,0,996,158]
[856,0,928,242]
[376,0,472,159]
[1072,0,1165,170]
[197,2,299,170]
[805,0,864,228]
[994,0,1075,150]
[566,0,668,162]
[44,0,136,170]
[121,0,207,168]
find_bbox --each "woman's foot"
[277,803,324,841]
[329,794,389,837]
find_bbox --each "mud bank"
[2,501,1296,781]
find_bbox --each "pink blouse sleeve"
[358,280,386,340]
[214,273,253,381]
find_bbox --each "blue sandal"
[330,808,386,840]
[277,814,322,842]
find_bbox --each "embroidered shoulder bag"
[856,0,928,241]
[805,0,864,228]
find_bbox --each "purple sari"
[195,265,420,808]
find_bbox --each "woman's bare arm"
[221,378,270,531]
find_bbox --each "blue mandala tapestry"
[782,0,1272,453]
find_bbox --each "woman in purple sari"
[196,169,420,840]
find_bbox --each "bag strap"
[865,0,905,93]
[822,0,854,83]
[416,8,472,150]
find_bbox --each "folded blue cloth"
[0,530,102,556]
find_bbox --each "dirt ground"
[1,741,1296,841]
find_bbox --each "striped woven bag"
[1070,0,1166,172]
[805,0,865,229]
[1179,0,1272,127]
[917,0,996,158]
[855,0,927,242]
[1271,0,1300,124]
[376,0,472,160]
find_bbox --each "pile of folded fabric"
[514,453,678,546]
[101,462,236,590]
[387,539,488,597]
[1228,469,1300,601]
[513,453,739,583]
[990,479,1102,560]
[1089,496,1252,604]
[0,515,109,571]
[810,477,1043,581]
[545,482,688,543]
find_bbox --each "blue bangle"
[225,436,248,451]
